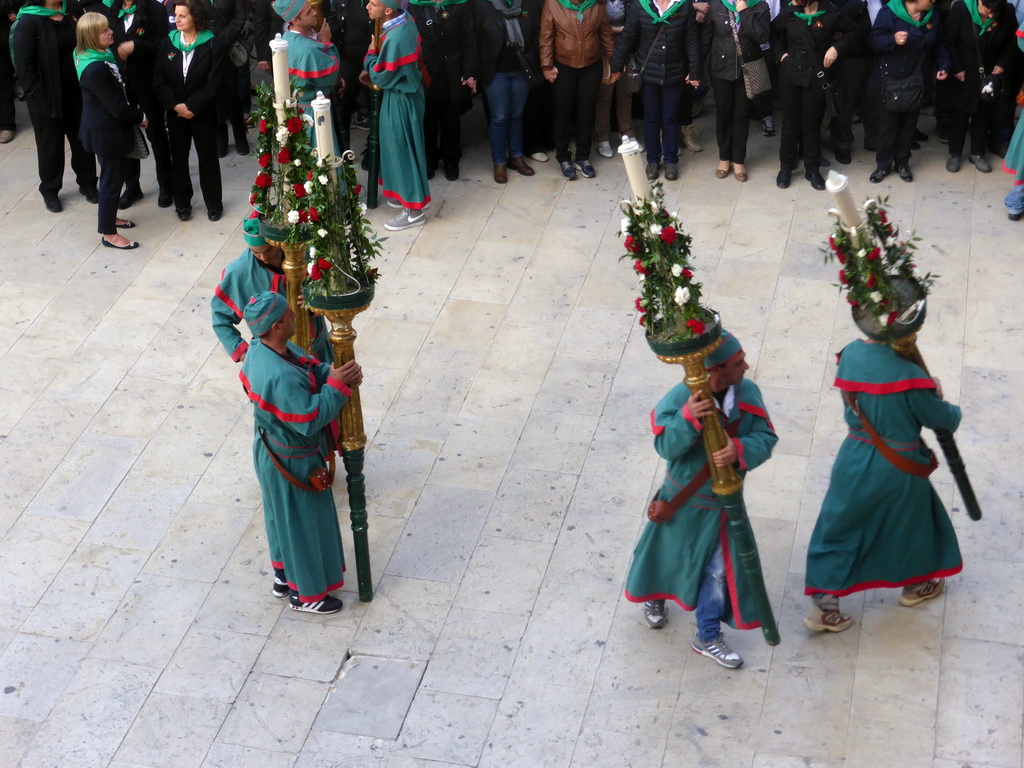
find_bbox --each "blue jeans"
[695,542,727,642]
[642,80,683,165]
[484,71,529,165]
[1007,184,1024,215]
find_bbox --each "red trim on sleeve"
[214,284,244,319]
[231,341,249,362]
[271,273,285,294]
[240,371,319,423]
[326,377,352,397]
[738,402,775,432]
[650,409,665,436]
[834,377,936,395]
[682,403,703,431]
[289,60,339,79]
[804,562,963,597]
[733,437,746,470]
[720,514,761,631]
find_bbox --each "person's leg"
[167,112,195,211]
[804,591,852,631]
[731,78,751,165]
[572,60,602,162]
[29,109,64,198]
[893,108,920,170]
[594,78,613,145]
[96,154,122,236]
[641,81,664,165]
[138,92,173,199]
[801,84,826,174]
[947,107,969,157]
[336,57,362,152]
[439,96,463,171]
[193,110,223,214]
[874,106,899,171]
[423,94,441,173]
[711,74,734,161]
[613,73,635,139]
[551,62,578,164]
[968,103,990,158]
[508,72,530,160]
[0,21,15,134]
[61,84,97,192]
[660,80,683,166]
[484,74,512,164]
[694,544,727,643]
[1004,182,1024,217]
[778,79,801,172]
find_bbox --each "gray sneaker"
[643,600,666,629]
[385,208,426,231]
[691,633,743,669]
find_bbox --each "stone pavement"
[0,98,1022,768]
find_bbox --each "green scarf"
[792,2,826,24]
[118,2,137,17]
[638,0,688,24]
[886,0,932,27]
[408,0,468,6]
[169,29,215,52]
[555,0,597,21]
[965,0,993,34]
[16,1,67,18]
[720,0,762,12]
[74,48,115,80]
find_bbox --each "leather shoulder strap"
[842,391,937,478]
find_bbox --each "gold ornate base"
[312,301,371,451]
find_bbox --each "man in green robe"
[625,331,778,669]
[804,339,963,632]
[240,291,363,614]
[361,0,431,231]
[211,215,333,364]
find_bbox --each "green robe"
[284,30,342,154]
[625,378,778,630]
[364,12,431,209]
[211,249,333,364]
[240,339,350,601]
[805,340,963,596]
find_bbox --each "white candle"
[270,34,290,107]
[618,135,651,202]
[311,91,334,165]
[825,170,864,229]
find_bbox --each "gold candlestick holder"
[263,235,314,354]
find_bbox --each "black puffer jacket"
[409,1,477,102]
[706,0,770,81]
[609,0,702,86]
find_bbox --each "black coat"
[944,0,1018,112]
[104,0,172,96]
[473,0,542,87]
[771,1,864,87]
[868,5,950,83]
[152,35,224,114]
[834,0,870,58]
[325,0,372,65]
[78,60,144,156]
[11,0,85,117]
[408,1,477,100]
[209,0,243,45]
[609,0,702,86]
[706,0,770,81]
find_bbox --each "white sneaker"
[597,141,613,159]
[385,208,426,231]
[529,151,549,163]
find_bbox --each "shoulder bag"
[625,24,664,94]
[729,11,770,100]
[880,60,923,113]
[259,429,336,492]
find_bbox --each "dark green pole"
[343,447,373,602]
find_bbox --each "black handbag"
[881,61,923,113]
[972,28,1002,103]
[625,26,664,94]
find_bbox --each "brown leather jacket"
[539,0,616,70]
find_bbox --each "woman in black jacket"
[705,0,770,181]
[408,0,478,180]
[867,0,949,183]
[104,0,171,208]
[474,0,541,183]
[943,0,1017,173]
[12,0,98,212]
[76,12,146,248]
[153,0,224,221]
[609,0,702,181]
[771,0,862,190]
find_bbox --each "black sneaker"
[576,160,596,178]
[272,577,290,598]
[289,595,343,614]
[560,161,577,180]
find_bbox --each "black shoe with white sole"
[272,577,290,598]
[289,595,343,614]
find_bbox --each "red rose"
[368,267,379,280]
[837,252,846,264]
[829,235,840,252]
[634,297,645,313]
[624,235,639,254]
[258,153,271,169]
[278,148,291,164]
[887,311,898,325]
[249,192,257,205]
[254,173,271,189]
[848,297,858,306]
[259,118,267,134]
[686,319,706,335]
[308,170,315,181]
[298,209,309,223]
[309,207,319,222]
[286,116,303,134]
[660,226,676,244]
[638,314,646,328]
[868,247,880,261]
[867,274,877,288]
[354,185,363,195]
[879,210,888,224]
[294,183,306,198]
[683,268,693,279]
[317,257,332,271]
[310,264,322,281]
[634,259,648,276]
[838,269,848,284]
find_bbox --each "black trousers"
[828,57,870,154]
[0,21,15,131]
[216,62,248,146]
[778,78,827,172]
[97,154,124,235]
[424,94,463,168]
[861,85,881,149]
[28,97,96,196]
[710,74,751,164]
[875,105,920,170]
[523,80,555,155]
[167,108,222,212]
[552,59,601,163]
[122,88,172,195]
[335,57,363,152]
[948,102,993,157]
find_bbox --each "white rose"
[307,262,315,276]
[309,246,317,257]
[671,264,683,277]
[319,174,329,185]
[885,237,896,247]
[621,217,630,233]
[670,211,678,220]
[650,223,661,235]
[912,266,922,277]
[650,201,658,211]
[870,291,882,303]
[317,227,328,238]
[287,210,300,224]
[276,127,289,142]
[857,249,867,259]
[294,159,302,167]
[360,203,368,214]
[301,113,313,125]
[674,286,689,306]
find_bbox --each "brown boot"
[493,164,508,184]
[507,156,535,177]
[681,124,702,153]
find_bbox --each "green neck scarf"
[16,1,67,18]
[792,2,826,24]
[118,2,137,17]
[555,0,597,21]
[720,0,762,13]
[886,0,932,27]
[638,0,688,24]
[74,48,115,80]
[966,0,993,34]
[409,0,468,6]
[169,29,214,52]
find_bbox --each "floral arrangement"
[250,82,382,298]
[619,183,714,343]
[824,197,935,327]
